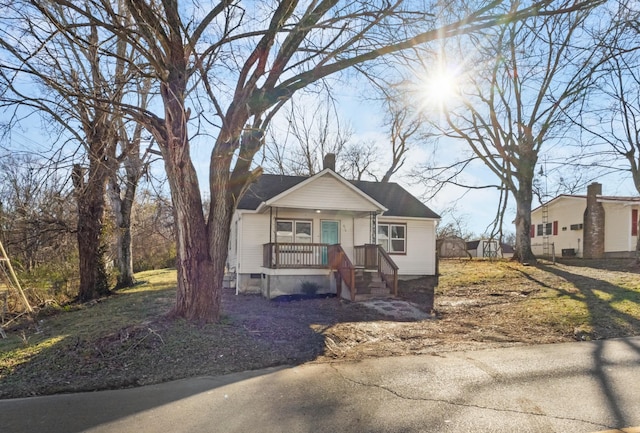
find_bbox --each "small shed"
[466,239,514,259]
[437,236,469,258]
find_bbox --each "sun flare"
[425,69,459,106]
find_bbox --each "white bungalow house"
[227,156,440,300]
[530,182,640,258]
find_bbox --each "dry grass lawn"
[1,258,639,398]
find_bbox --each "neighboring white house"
[227,156,440,300]
[530,182,640,258]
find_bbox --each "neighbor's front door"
[321,220,339,265]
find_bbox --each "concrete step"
[354,292,392,301]
[370,286,389,295]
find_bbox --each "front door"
[321,221,339,265]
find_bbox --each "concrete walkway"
[360,298,432,320]
[2,337,640,433]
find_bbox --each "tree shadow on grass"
[537,264,640,340]
[554,257,640,273]
[0,282,432,431]
[1,284,418,398]
[538,263,640,428]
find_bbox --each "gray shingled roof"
[531,194,640,213]
[237,173,440,219]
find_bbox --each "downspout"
[268,207,273,299]
[235,214,241,295]
[269,207,273,243]
[374,211,380,244]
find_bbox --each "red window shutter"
[632,209,638,236]
[553,221,558,236]
[530,225,535,238]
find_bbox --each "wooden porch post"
[335,271,342,299]
[350,267,355,301]
[364,244,377,269]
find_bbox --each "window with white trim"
[377,223,406,253]
[276,220,312,243]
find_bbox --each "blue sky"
[5,77,637,241]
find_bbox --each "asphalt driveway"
[2,337,640,433]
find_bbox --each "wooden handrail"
[328,244,356,301]
[377,245,399,296]
[353,243,399,296]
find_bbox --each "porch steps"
[354,269,390,300]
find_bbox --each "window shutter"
[553,221,558,236]
[530,225,535,238]
[632,209,638,236]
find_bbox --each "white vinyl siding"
[238,213,270,273]
[353,216,371,247]
[227,213,239,270]
[269,173,379,212]
[379,218,437,276]
[531,197,585,256]
[531,196,640,256]
[604,203,633,253]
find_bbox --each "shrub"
[300,281,320,296]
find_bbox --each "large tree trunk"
[109,164,139,289]
[513,182,537,264]
[207,154,236,321]
[168,165,216,322]
[116,224,134,287]
[159,66,218,322]
[73,161,111,301]
[110,188,136,288]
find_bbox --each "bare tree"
[421,2,601,263]
[580,1,640,259]
[0,154,76,282]
[264,91,416,183]
[0,2,151,299]
[262,96,352,176]
[30,0,598,321]
[131,188,176,272]
[108,80,157,289]
[380,99,423,183]
[357,76,427,183]
[339,140,378,180]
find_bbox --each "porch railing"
[263,243,332,268]
[261,243,396,299]
[378,246,399,296]
[328,244,356,301]
[354,244,399,296]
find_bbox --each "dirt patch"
[223,258,640,364]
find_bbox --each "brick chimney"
[323,153,336,171]
[583,182,605,258]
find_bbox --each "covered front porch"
[262,242,398,300]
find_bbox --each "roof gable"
[531,195,585,214]
[265,169,386,212]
